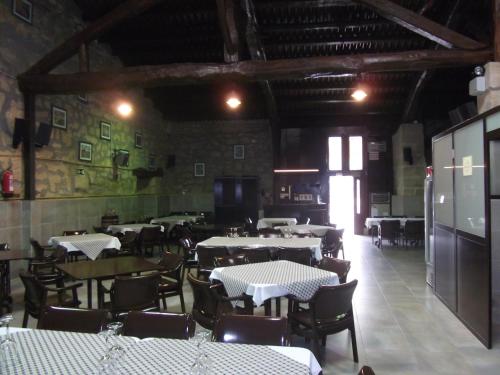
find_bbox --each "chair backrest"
[197,246,228,269]
[30,238,46,259]
[139,226,163,243]
[379,220,400,236]
[233,247,272,263]
[318,257,351,283]
[111,273,160,314]
[19,270,46,313]
[121,230,138,245]
[187,273,221,327]
[277,248,312,266]
[324,229,343,247]
[214,315,289,346]
[63,230,88,236]
[311,280,358,322]
[52,245,68,263]
[158,251,183,282]
[214,254,248,267]
[404,220,424,235]
[298,216,311,225]
[37,306,108,333]
[123,311,195,339]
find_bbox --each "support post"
[22,93,36,200]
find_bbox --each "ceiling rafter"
[216,0,240,62]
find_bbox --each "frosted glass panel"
[433,134,454,227]
[454,120,485,237]
[486,112,500,132]
[349,136,363,170]
[328,137,342,171]
[490,140,500,195]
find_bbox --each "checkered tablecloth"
[150,215,201,233]
[107,223,164,234]
[48,233,121,260]
[276,224,333,237]
[3,330,319,375]
[210,260,339,306]
[197,236,323,261]
[256,218,298,229]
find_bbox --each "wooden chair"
[403,220,425,247]
[323,228,345,259]
[37,306,108,333]
[288,280,359,363]
[378,220,400,249]
[137,226,163,257]
[317,257,351,284]
[277,247,313,266]
[213,315,289,346]
[157,251,186,312]
[196,246,228,277]
[213,254,248,267]
[233,247,272,263]
[178,237,198,279]
[123,311,195,339]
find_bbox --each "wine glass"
[97,322,125,374]
[0,314,19,370]
[188,330,213,374]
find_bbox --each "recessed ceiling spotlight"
[116,102,133,117]
[226,96,242,110]
[351,89,368,102]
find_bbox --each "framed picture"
[194,162,205,177]
[234,144,245,160]
[79,142,92,162]
[100,121,111,141]
[51,105,67,130]
[148,154,156,169]
[12,0,32,24]
[135,132,143,148]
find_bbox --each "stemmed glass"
[96,322,126,375]
[0,314,19,370]
[188,330,213,374]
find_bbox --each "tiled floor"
[6,235,500,374]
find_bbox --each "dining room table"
[256,217,298,229]
[210,260,339,315]
[196,236,323,261]
[56,256,162,308]
[0,328,322,375]
[275,224,334,237]
[106,223,164,234]
[150,215,202,233]
[0,249,30,313]
[47,233,121,261]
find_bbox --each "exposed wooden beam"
[351,0,485,50]
[18,49,493,94]
[78,44,90,73]
[24,0,166,75]
[23,93,36,200]
[256,1,350,9]
[495,0,500,61]
[216,0,240,62]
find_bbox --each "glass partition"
[433,134,454,228]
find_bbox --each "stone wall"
[165,120,274,211]
[392,122,425,216]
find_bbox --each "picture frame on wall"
[12,0,32,24]
[51,105,67,130]
[194,162,205,177]
[100,121,111,141]
[234,144,245,160]
[79,142,92,162]
[135,132,143,148]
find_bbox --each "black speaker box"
[35,122,52,147]
[12,118,25,149]
[167,154,176,168]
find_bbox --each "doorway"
[329,175,354,234]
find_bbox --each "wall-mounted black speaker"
[35,122,52,147]
[12,118,25,149]
[167,154,176,168]
[403,147,413,165]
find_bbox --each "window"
[328,137,342,171]
[349,136,363,170]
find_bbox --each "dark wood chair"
[317,257,351,284]
[137,226,163,257]
[288,279,358,362]
[178,237,198,279]
[378,220,400,249]
[104,272,161,320]
[157,251,186,312]
[196,246,228,277]
[258,227,282,238]
[62,230,88,236]
[323,228,345,259]
[403,220,425,247]
[123,311,195,339]
[28,245,67,282]
[19,270,83,327]
[112,231,137,256]
[213,315,289,346]
[233,247,272,263]
[213,254,248,267]
[187,273,253,330]
[277,247,313,266]
[358,366,376,375]
[37,306,108,333]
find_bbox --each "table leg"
[264,300,271,316]
[97,280,104,309]
[87,279,92,308]
[276,297,281,317]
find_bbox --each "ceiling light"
[226,96,241,109]
[351,89,368,102]
[116,102,133,117]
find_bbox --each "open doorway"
[329,175,354,234]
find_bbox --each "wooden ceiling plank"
[24,0,166,75]
[216,0,240,62]
[351,0,485,50]
[18,49,493,94]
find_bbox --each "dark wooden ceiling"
[73,0,492,134]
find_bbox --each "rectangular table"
[276,224,333,237]
[48,233,121,260]
[150,215,202,233]
[210,260,339,307]
[1,329,321,375]
[107,223,164,234]
[56,256,162,308]
[197,236,323,261]
[257,217,298,229]
[364,217,424,229]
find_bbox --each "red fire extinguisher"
[2,168,14,196]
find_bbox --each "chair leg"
[161,296,167,310]
[22,310,29,328]
[275,297,281,317]
[322,335,327,346]
[264,300,272,316]
[180,292,186,313]
[350,324,359,363]
[312,331,321,362]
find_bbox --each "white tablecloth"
[107,223,164,234]
[1,329,321,375]
[48,233,121,260]
[364,217,424,229]
[277,224,333,237]
[210,260,339,306]
[150,215,202,233]
[256,217,298,229]
[197,236,323,261]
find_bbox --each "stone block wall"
[392,122,425,216]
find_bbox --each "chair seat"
[158,278,179,293]
[46,293,81,308]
